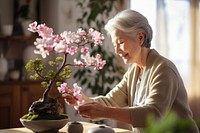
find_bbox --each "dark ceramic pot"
[67,121,83,133]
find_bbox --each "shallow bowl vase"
[20,118,69,133]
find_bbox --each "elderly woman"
[65,9,199,133]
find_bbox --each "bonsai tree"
[21,21,106,120]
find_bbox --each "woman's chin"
[122,59,129,64]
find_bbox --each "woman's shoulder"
[147,49,178,72]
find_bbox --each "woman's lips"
[119,53,128,59]
[123,53,128,58]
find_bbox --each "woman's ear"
[137,32,144,46]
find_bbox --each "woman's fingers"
[64,94,77,105]
[78,103,90,117]
[78,102,105,119]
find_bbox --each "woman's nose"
[115,45,121,55]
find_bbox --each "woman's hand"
[78,102,132,124]
[64,92,92,106]
[64,94,78,106]
[78,102,107,119]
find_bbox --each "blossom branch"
[55,91,78,101]
[34,69,46,80]
[43,53,68,102]
[27,21,105,105]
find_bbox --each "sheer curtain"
[130,0,200,122]
[156,0,168,56]
[189,0,200,120]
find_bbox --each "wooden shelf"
[0,35,37,43]
[0,80,65,129]
[0,80,41,85]
[0,35,37,56]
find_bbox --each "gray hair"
[105,9,153,48]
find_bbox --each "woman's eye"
[119,43,124,49]
[117,40,123,44]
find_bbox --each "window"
[130,0,193,89]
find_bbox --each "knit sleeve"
[92,68,130,107]
[130,66,179,127]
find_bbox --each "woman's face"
[111,29,142,64]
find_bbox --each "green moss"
[21,112,68,120]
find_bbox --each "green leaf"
[56,57,63,62]
[56,82,62,87]
[48,61,56,66]
[41,81,49,88]
[21,112,68,120]
[45,70,55,79]
[29,73,39,80]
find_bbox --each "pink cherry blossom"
[37,24,53,38]
[61,31,81,44]
[77,28,86,36]
[57,83,84,106]
[81,46,89,53]
[57,83,73,97]
[81,52,95,66]
[33,38,55,58]
[67,46,78,55]
[28,21,37,32]
[74,59,84,66]
[28,22,106,108]
[33,38,50,58]
[57,83,68,94]
[88,28,104,45]
[74,52,106,69]
[54,40,68,53]
[95,54,106,70]
[28,22,105,58]
[73,83,84,105]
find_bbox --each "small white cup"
[9,70,20,80]
[2,24,13,36]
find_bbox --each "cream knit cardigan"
[93,49,199,132]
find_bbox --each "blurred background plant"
[144,112,195,133]
[74,0,125,96]
[18,0,32,20]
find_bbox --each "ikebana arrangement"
[20,21,106,132]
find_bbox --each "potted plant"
[18,0,33,36]
[18,0,31,20]
[20,21,106,133]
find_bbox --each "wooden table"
[0,121,134,133]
